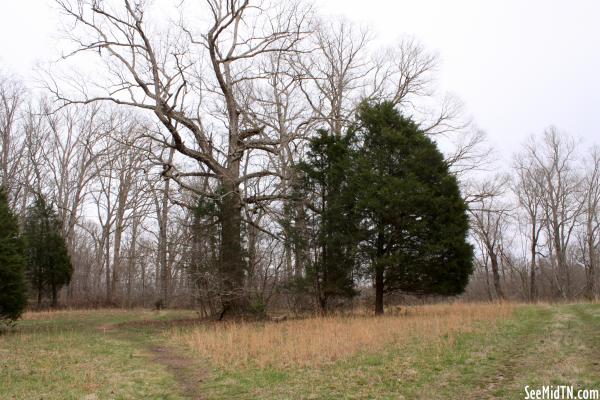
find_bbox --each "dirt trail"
[95,318,206,399]
[151,345,205,399]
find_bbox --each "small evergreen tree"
[24,195,72,308]
[353,102,473,314]
[298,130,360,312]
[0,187,27,324]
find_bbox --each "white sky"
[1,0,599,163]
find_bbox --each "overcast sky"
[1,0,599,162]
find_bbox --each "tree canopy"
[0,187,27,323]
[298,130,360,312]
[353,102,473,313]
[24,195,72,308]
[299,102,473,313]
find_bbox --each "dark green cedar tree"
[352,101,473,314]
[24,195,72,308]
[0,187,27,324]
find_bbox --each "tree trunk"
[489,249,505,300]
[529,228,537,302]
[158,216,169,305]
[284,240,293,281]
[586,227,596,299]
[483,260,493,301]
[155,146,176,307]
[375,264,384,315]
[141,257,146,307]
[292,193,307,278]
[218,177,245,315]
[51,282,57,308]
[552,224,569,299]
[104,232,111,304]
[111,227,123,303]
[111,182,128,304]
[374,230,385,315]
[37,275,43,307]
[318,296,327,316]
[127,217,139,307]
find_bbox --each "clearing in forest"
[1,303,599,399]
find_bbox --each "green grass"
[0,310,196,399]
[1,304,599,399]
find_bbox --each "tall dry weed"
[170,302,516,369]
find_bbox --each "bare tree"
[53,0,313,314]
[109,116,149,303]
[0,72,28,206]
[513,146,546,301]
[445,128,493,179]
[19,101,49,218]
[527,128,584,298]
[580,147,600,299]
[90,134,118,303]
[37,103,104,249]
[150,146,175,305]
[295,19,460,138]
[467,175,512,300]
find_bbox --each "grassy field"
[1,303,599,399]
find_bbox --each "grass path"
[0,310,202,399]
[96,318,207,399]
[149,344,204,400]
[421,304,600,399]
[1,304,599,399]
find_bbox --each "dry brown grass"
[170,302,517,369]
[21,308,137,321]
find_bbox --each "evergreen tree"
[24,195,72,308]
[353,102,473,314]
[0,187,27,323]
[298,130,360,312]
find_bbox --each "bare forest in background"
[1,0,599,314]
